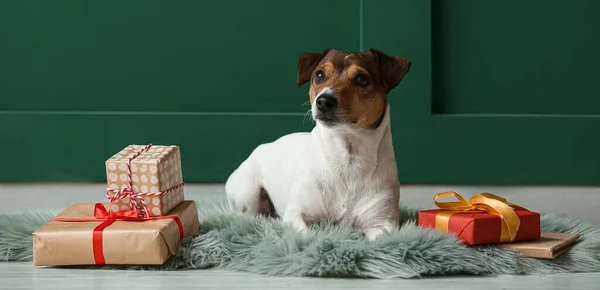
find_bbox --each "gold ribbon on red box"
[433,191,529,243]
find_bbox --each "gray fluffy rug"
[1,194,600,279]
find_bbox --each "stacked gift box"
[32,144,200,266]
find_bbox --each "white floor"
[1,183,600,289]
[1,263,600,290]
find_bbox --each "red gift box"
[418,192,541,245]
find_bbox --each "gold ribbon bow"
[434,192,528,243]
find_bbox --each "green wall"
[1,0,599,185]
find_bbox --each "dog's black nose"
[316,94,337,112]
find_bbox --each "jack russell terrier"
[225,48,411,240]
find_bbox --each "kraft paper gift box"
[32,201,200,266]
[105,144,184,217]
[418,192,541,245]
[497,232,579,259]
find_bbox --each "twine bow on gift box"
[433,191,529,243]
[106,144,184,218]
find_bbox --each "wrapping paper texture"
[105,144,184,216]
[418,209,541,245]
[32,201,200,266]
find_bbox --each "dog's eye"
[314,70,326,84]
[354,74,370,86]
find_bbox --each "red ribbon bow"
[52,203,184,265]
[93,203,139,219]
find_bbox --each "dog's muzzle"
[314,94,340,125]
[316,94,337,112]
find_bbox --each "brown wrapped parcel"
[497,232,579,259]
[32,201,200,266]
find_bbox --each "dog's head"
[297,49,411,129]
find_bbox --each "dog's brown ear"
[296,49,330,87]
[369,48,411,92]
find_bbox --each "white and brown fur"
[225,48,411,240]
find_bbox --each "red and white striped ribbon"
[106,144,185,217]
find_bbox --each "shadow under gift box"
[32,201,200,266]
[418,209,541,245]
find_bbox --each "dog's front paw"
[365,228,384,241]
[291,221,308,234]
[282,215,309,235]
[364,223,396,241]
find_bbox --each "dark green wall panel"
[0,0,359,183]
[432,0,600,115]
[1,0,599,185]
[0,112,312,182]
[363,0,600,185]
[1,0,359,113]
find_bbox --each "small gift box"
[497,232,579,259]
[32,201,200,266]
[418,192,541,245]
[105,144,185,217]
